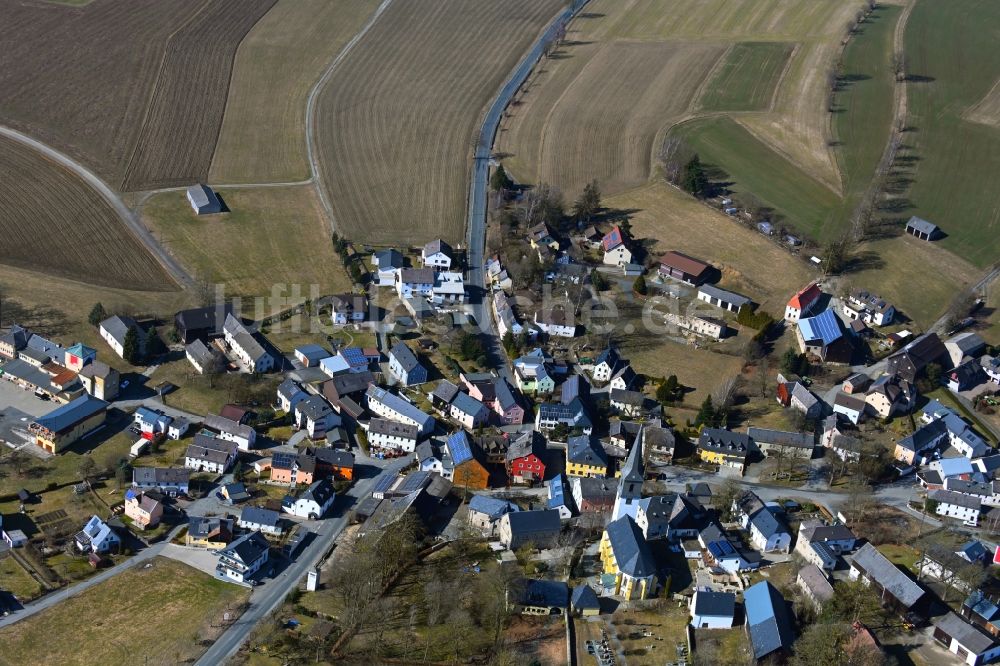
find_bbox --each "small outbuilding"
[187,184,223,215]
[905,216,940,241]
[571,583,601,616]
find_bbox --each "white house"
[534,308,576,338]
[591,347,623,384]
[294,394,340,439]
[238,507,283,536]
[689,590,736,629]
[601,226,633,267]
[184,435,238,474]
[366,386,435,435]
[932,613,1000,666]
[784,283,822,323]
[329,294,368,325]
[367,417,420,452]
[493,292,523,339]
[185,339,219,374]
[395,267,435,300]
[734,492,792,553]
[216,532,270,584]
[450,392,488,429]
[75,515,121,554]
[99,315,144,360]
[203,413,256,451]
[929,489,982,526]
[832,392,866,425]
[371,249,403,287]
[842,289,895,327]
[223,314,274,373]
[431,271,466,306]
[281,478,336,519]
[277,379,308,413]
[421,239,453,270]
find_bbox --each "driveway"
[161,543,221,578]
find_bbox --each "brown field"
[613,182,816,311]
[210,0,381,183]
[315,0,564,245]
[498,0,862,199]
[141,185,352,298]
[0,135,173,290]
[0,0,275,190]
[964,77,1000,129]
[121,0,276,191]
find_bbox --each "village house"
[313,447,355,481]
[797,520,857,553]
[78,361,119,401]
[533,306,577,338]
[277,379,308,413]
[886,332,949,383]
[797,309,852,363]
[238,507,283,536]
[467,495,519,537]
[28,395,108,454]
[123,489,163,529]
[388,342,427,387]
[929,489,982,526]
[282,478,336,519]
[865,374,915,419]
[850,543,927,615]
[932,612,1000,666]
[843,372,872,394]
[797,564,835,610]
[184,435,238,474]
[609,389,653,418]
[99,315,145,359]
[697,428,750,472]
[329,294,368,325]
[186,339,221,374]
[395,267,435,300]
[446,431,490,490]
[747,427,816,459]
[185,516,234,549]
[223,314,275,373]
[320,347,370,377]
[547,475,573,520]
[946,332,987,368]
[843,289,896,326]
[893,419,948,465]
[366,386,435,435]
[75,515,121,554]
[204,413,256,451]
[294,394,339,439]
[498,509,561,550]
[572,584,601,617]
[367,417,420,453]
[948,360,984,392]
[371,248,404,287]
[513,351,555,395]
[601,226,632,267]
[571,476,617,514]
[528,222,559,250]
[776,376,822,419]
[784,283,823,323]
[536,398,592,435]
[590,347,627,384]
[493,378,526,425]
[174,304,234,344]
[676,314,728,340]
[689,590,736,629]
[566,435,608,478]
[493,291,523,338]
[217,531,270,584]
[449,392,488,429]
[506,431,547,484]
[270,451,316,486]
[744,581,796,661]
[963,591,1000,638]
[430,271,466,306]
[833,392,867,425]
[600,515,657,600]
[486,256,513,292]
[733,491,792,553]
[133,466,191,496]
[696,284,752,313]
[421,238,453,270]
[658,251,711,285]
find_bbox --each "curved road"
[0,124,194,289]
[466,0,590,378]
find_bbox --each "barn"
[905,216,940,241]
[186,184,222,215]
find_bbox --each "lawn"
[0,557,249,665]
[149,358,281,417]
[141,186,352,300]
[697,42,796,112]
[877,543,921,574]
[902,0,1000,267]
[0,552,43,601]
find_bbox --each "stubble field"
[314,0,564,245]
[0,134,173,290]
[209,0,382,183]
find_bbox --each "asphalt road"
[0,124,193,288]
[465,0,590,385]
[195,457,409,665]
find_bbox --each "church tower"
[611,426,644,522]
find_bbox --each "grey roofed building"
[692,590,736,618]
[571,583,601,613]
[186,183,222,214]
[240,506,281,529]
[368,417,419,440]
[744,580,795,660]
[79,360,115,381]
[203,414,255,442]
[390,342,423,373]
[19,346,50,364]
[697,284,752,310]
[398,267,436,285]
[187,515,234,540]
[515,578,570,610]
[321,371,374,401]
[174,303,234,342]
[503,509,562,546]
[468,494,519,520]
[186,339,217,370]
[132,466,191,487]
[185,434,238,466]
[610,388,647,407]
[747,427,815,450]
[797,563,834,604]
[604,515,657,578]
[698,428,752,454]
[423,238,452,258]
[451,391,485,418]
[223,314,270,365]
[100,315,142,348]
[790,382,820,410]
[567,435,608,468]
[750,506,789,540]
[431,379,460,405]
[297,394,333,421]
[32,395,107,434]
[560,374,583,405]
[897,419,948,453]
[373,248,403,271]
[494,377,521,411]
[929,488,983,511]
[905,216,939,240]
[934,612,999,655]
[851,542,925,609]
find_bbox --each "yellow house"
[185,516,234,550]
[697,428,750,472]
[566,435,608,478]
[29,395,108,453]
[599,515,657,601]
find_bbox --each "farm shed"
[187,184,222,215]
[905,216,940,241]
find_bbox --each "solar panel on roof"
[448,431,473,465]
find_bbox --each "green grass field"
[672,115,845,240]
[0,558,249,665]
[903,0,1000,267]
[0,553,43,600]
[698,42,795,111]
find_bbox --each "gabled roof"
[659,251,709,277]
[929,488,982,510]
[851,543,924,607]
[507,430,545,462]
[446,430,475,466]
[300,478,335,507]
[604,516,656,578]
[698,284,751,308]
[468,495,519,520]
[692,590,736,618]
[222,531,269,565]
[571,583,601,610]
[567,435,607,468]
[423,238,453,257]
[431,379,460,404]
[798,309,844,347]
[744,581,795,659]
[906,216,938,235]
[240,506,281,528]
[787,283,821,310]
[797,564,834,603]
[518,578,569,608]
[934,612,998,654]
[175,303,234,334]
[32,395,107,434]
[601,225,626,251]
[390,342,423,373]
[99,315,141,345]
[451,391,485,417]
[897,419,947,452]
[504,509,561,536]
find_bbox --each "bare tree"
[712,375,740,411]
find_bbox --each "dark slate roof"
[390,342,422,373]
[747,428,814,449]
[851,543,925,607]
[749,506,789,539]
[505,509,561,537]
[698,428,751,454]
[240,506,281,528]
[744,581,795,659]
[175,303,233,334]
[32,395,107,434]
[692,590,736,618]
[451,391,485,417]
[934,612,998,654]
[100,315,141,345]
[897,419,948,452]
[518,578,569,608]
[223,531,269,565]
[604,516,656,578]
[571,583,601,611]
[423,238,452,257]
[567,435,608,467]
[301,478,335,507]
[698,284,751,308]
[432,379,460,404]
[929,488,982,511]
[507,430,545,463]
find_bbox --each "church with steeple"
[611,426,644,522]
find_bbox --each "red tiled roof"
[787,283,821,310]
[602,226,624,251]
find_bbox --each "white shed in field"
[187,184,222,215]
